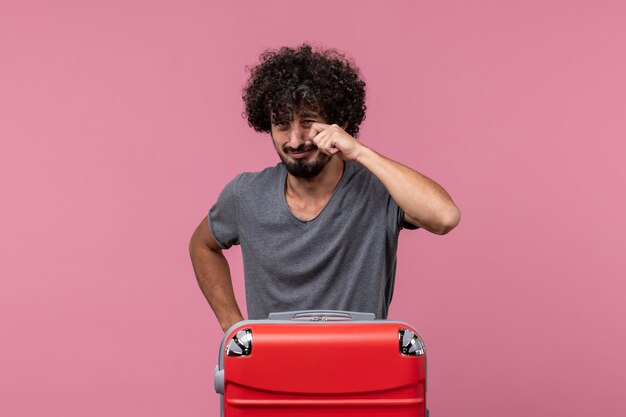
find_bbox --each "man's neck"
[286,157,345,201]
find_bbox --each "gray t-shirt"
[208,161,417,320]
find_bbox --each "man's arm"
[189,216,244,332]
[310,123,461,234]
[356,147,460,234]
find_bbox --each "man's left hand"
[309,123,363,162]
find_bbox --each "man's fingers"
[308,123,359,161]
[316,146,339,156]
[312,132,335,154]
[319,142,341,157]
[311,129,329,148]
[310,123,349,157]
[308,122,331,140]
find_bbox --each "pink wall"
[2,1,625,416]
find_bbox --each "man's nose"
[288,125,308,148]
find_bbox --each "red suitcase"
[214,310,427,417]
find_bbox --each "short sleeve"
[208,176,241,249]
[386,195,419,234]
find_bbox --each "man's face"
[270,110,332,179]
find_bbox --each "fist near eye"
[309,123,363,162]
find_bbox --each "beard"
[278,144,332,179]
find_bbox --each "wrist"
[354,144,378,167]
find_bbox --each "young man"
[189,44,460,332]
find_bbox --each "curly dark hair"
[242,44,367,137]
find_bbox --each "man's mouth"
[285,144,317,159]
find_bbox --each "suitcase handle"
[267,310,376,321]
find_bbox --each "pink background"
[1,1,625,416]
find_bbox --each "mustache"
[284,143,318,153]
